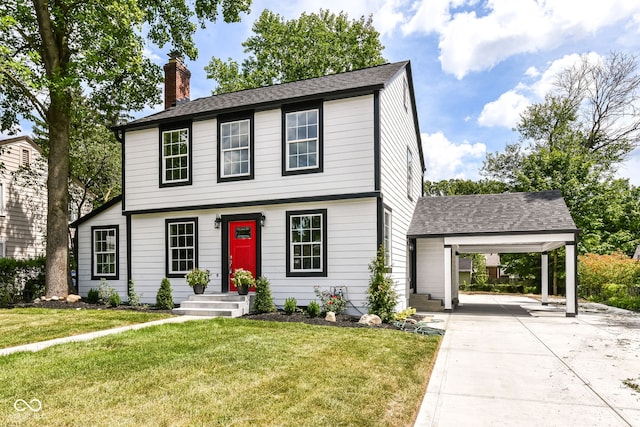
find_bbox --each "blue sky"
[22,1,640,185]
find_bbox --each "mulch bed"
[242,310,397,329]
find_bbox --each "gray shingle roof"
[120,61,409,130]
[408,190,578,237]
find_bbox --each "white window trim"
[0,238,5,258]
[161,128,190,184]
[285,109,320,172]
[220,119,251,178]
[93,227,118,278]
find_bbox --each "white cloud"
[477,90,530,128]
[422,131,485,181]
[617,148,640,187]
[477,51,604,129]
[399,0,640,78]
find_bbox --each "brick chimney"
[163,52,191,109]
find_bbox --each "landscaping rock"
[66,294,82,303]
[50,296,60,301]
[325,312,336,322]
[34,297,41,303]
[358,314,382,326]
[405,318,418,325]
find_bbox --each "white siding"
[124,96,375,212]
[416,238,445,300]
[0,139,47,259]
[77,202,128,299]
[128,198,378,311]
[378,68,422,309]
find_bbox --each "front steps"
[172,294,250,317]
[410,293,444,312]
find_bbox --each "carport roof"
[408,190,578,238]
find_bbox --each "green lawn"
[0,308,173,349]
[0,318,440,426]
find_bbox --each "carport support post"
[444,246,452,311]
[541,252,549,305]
[565,243,577,317]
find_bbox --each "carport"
[407,190,580,316]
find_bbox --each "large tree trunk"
[33,0,72,298]
[45,97,70,298]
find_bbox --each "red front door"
[228,220,257,291]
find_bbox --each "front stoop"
[410,293,444,312]
[172,294,250,317]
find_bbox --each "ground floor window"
[166,218,198,277]
[286,209,327,277]
[92,225,119,279]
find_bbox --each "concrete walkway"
[0,315,209,356]
[415,294,640,427]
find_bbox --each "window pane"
[168,221,196,274]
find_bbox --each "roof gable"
[408,190,578,237]
[119,61,409,130]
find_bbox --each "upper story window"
[160,122,192,187]
[21,148,30,166]
[286,209,327,277]
[92,225,119,280]
[282,102,323,175]
[166,218,198,277]
[407,147,414,200]
[218,113,254,182]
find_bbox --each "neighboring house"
[0,136,47,258]
[484,253,501,281]
[633,245,640,261]
[0,135,92,259]
[458,257,472,286]
[73,56,425,311]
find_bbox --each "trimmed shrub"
[87,288,100,304]
[283,297,297,315]
[109,292,121,307]
[306,301,321,317]
[156,278,174,310]
[97,279,119,305]
[367,244,398,323]
[127,279,142,307]
[253,276,275,313]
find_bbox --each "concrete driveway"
[415,294,640,427]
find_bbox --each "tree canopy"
[0,0,251,297]
[423,179,506,196]
[205,9,386,94]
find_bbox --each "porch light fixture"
[214,215,222,229]
[260,213,266,227]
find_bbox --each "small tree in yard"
[367,244,398,323]
[253,276,275,313]
[156,278,174,310]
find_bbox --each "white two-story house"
[73,56,425,312]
